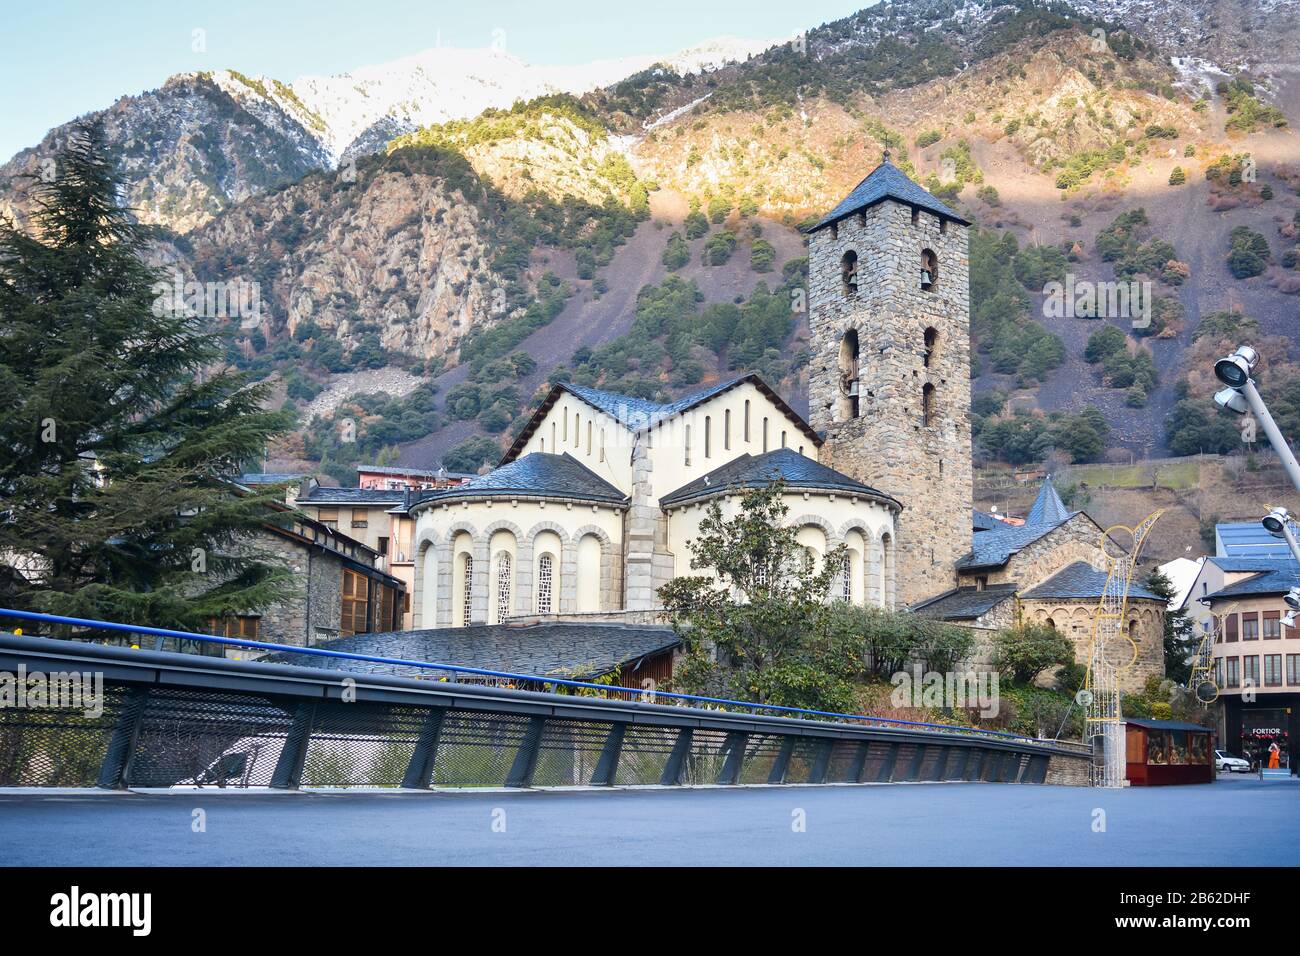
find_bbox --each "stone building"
[392,157,1163,690]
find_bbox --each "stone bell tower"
[805,158,972,606]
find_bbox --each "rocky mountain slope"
[7,0,1300,481]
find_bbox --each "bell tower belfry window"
[838,328,860,420]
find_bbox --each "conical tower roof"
[806,159,969,233]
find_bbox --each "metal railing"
[0,610,1086,792]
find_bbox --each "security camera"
[1214,345,1259,388]
[1214,388,1250,415]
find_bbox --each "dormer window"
[841,250,858,296]
[920,249,938,292]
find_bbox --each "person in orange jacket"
[1267,741,1281,769]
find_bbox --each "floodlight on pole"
[1260,508,1300,565]
[1284,610,1299,629]
[1214,388,1251,415]
[1215,345,1300,497]
[1285,586,1300,611]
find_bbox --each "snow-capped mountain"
[272,37,777,163]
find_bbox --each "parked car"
[1214,749,1250,773]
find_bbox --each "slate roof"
[973,509,1003,532]
[239,472,304,485]
[298,487,407,505]
[658,448,901,510]
[1026,476,1070,526]
[504,372,820,463]
[1206,565,1300,600]
[807,160,969,233]
[1019,561,1163,602]
[410,452,626,511]
[956,518,1076,572]
[1205,556,1300,574]
[1124,717,1213,733]
[910,583,1019,621]
[264,622,680,681]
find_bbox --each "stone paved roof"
[957,518,1075,572]
[411,452,626,511]
[1020,561,1163,602]
[910,584,1019,621]
[658,448,900,510]
[1025,476,1070,526]
[973,509,1003,531]
[807,160,969,233]
[266,622,680,680]
[1207,565,1300,600]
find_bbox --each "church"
[401,158,1165,690]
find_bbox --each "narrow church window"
[840,554,852,602]
[461,554,474,627]
[762,417,769,452]
[540,438,545,452]
[586,421,592,456]
[563,410,568,442]
[724,409,731,450]
[495,552,512,624]
[744,401,751,442]
[599,428,605,462]
[551,422,556,450]
[940,219,948,235]
[841,250,858,296]
[911,207,920,226]
[574,414,580,446]
[704,416,711,458]
[922,383,936,427]
[684,424,692,466]
[781,430,787,449]
[923,327,938,368]
[838,329,860,419]
[920,249,938,292]
[537,554,554,614]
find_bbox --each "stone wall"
[1020,596,1166,694]
[1045,751,1091,786]
[962,514,1105,590]
[247,529,344,646]
[807,198,972,606]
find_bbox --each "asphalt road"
[1,776,1295,866]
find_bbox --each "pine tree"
[0,122,296,631]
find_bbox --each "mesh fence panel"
[678,728,732,786]
[128,689,297,788]
[430,711,531,788]
[737,734,785,785]
[614,725,680,786]
[826,740,863,783]
[302,702,428,788]
[783,738,824,784]
[531,719,613,788]
[0,685,129,787]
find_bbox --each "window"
[460,554,473,627]
[587,421,593,456]
[563,410,568,442]
[342,569,370,637]
[1226,657,1240,688]
[574,414,580,446]
[1264,610,1281,639]
[551,422,556,450]
[838,329,860,419]
[744,401,751,442]
[923,327,938,368]
[1242,612,1259,641]
[840,553,852,602]
[317,508,339,527]
[350,508,368,529]
[1214,658,1224,687]
[1225,614,1239,642]
[704,416,711,458]
[208,615,260,640]
[377,537,389,556]
[920,249,938,291]
[537,554,554,614]
[841,250,858,295]
[922,383,936,427]
[762,417,769,452]
[684,424,692,466]
[724,409,731,450]
[1243,655,1260,687]
[781,430,787,449]
[495,552,512,625]
[1288,654,1300,686]
[1264,653,1282,687]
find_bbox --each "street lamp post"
[1215,345,1300,494]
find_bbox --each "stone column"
[625,440,659,611]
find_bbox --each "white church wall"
[513,395,634,494]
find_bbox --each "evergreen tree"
[0,123,295,630]
[1145,568,1196,685]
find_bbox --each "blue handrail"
[0,607,1037,743]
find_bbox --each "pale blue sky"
[1,0,871,160]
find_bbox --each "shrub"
[993,624,1075,684]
